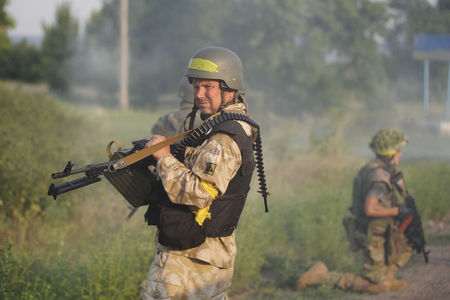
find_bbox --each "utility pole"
[119,0,129,109]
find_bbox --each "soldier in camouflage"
[296,129,413,295]
[151,77,203,137]
[140,47,257,299]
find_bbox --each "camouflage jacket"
[155,102,254,268]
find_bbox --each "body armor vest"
[146,119,256,250]
[345,159,396,250]
[351,159,395,219]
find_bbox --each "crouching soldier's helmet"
[369,128,408,156]
[184,46,244,92]
[178,77,194,108]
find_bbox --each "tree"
[41,2,79,91]
[73,0,399,112]
[0,0,15,78]
[75,0,229,107]
[0,0,14,35]
[223,0,389,112]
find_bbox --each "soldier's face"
[392,151,402,165]
[192,79,234,114]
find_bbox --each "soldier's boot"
[296,261,329,291]
[347,276,384,295]
[383,265,408,291]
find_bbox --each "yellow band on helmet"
[188,58,219,73]
[376,149,397,156]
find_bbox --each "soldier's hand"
[145,135,170,160]
[397,202,413,219]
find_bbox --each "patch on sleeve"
[209,148,220,155]
[204,162,217,175]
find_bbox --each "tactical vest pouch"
[350,174,365,217]
[206,194,247,237]
[141,181,206,249]
[342,216,367,252]
[104,151,158,208]
[157,203,206,250]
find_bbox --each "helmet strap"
[184,105,198,130]
[220,89,226,107]
[218,80,238,111]
[218,81,227,111]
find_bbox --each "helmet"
[369,129,408,156]
[178,77,194,107]
[184,46,244,91]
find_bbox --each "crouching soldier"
[297,129,413,295]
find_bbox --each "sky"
[6,0,439,37]
[6,0,103,37]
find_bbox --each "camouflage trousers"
[362,219,412,283]
[320,271,368,292]
[140,251,233,299]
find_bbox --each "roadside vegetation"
[1,85,450,299]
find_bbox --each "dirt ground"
[363,221,450,300]
[362,245,450,300]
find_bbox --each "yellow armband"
[200,180,219,199]
[193,180,219,226]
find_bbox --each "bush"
[0,86,87,242]
[403,161,450,221]
[8,42,44,82]
[0,224,154,300]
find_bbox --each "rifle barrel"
[48,176,101,199]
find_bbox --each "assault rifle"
[391,172,429,263]
[48,112,270,213]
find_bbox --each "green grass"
[1,86,450,299]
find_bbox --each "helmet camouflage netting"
[369,128,408,156]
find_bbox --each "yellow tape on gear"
[194,206,211,226]
[376,149,397,156]
[201,180,219,199]
[188,58,219,73]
